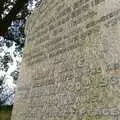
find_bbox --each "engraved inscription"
[12,0,120,120]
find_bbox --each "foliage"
[0,0,41,105]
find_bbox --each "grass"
[0,105,13,120]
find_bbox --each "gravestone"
[11,0,120,119]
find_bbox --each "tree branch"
[0,0,28,34]
[0,0,7,19]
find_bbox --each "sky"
[0,37,22,105]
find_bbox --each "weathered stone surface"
[11,0,120,120]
